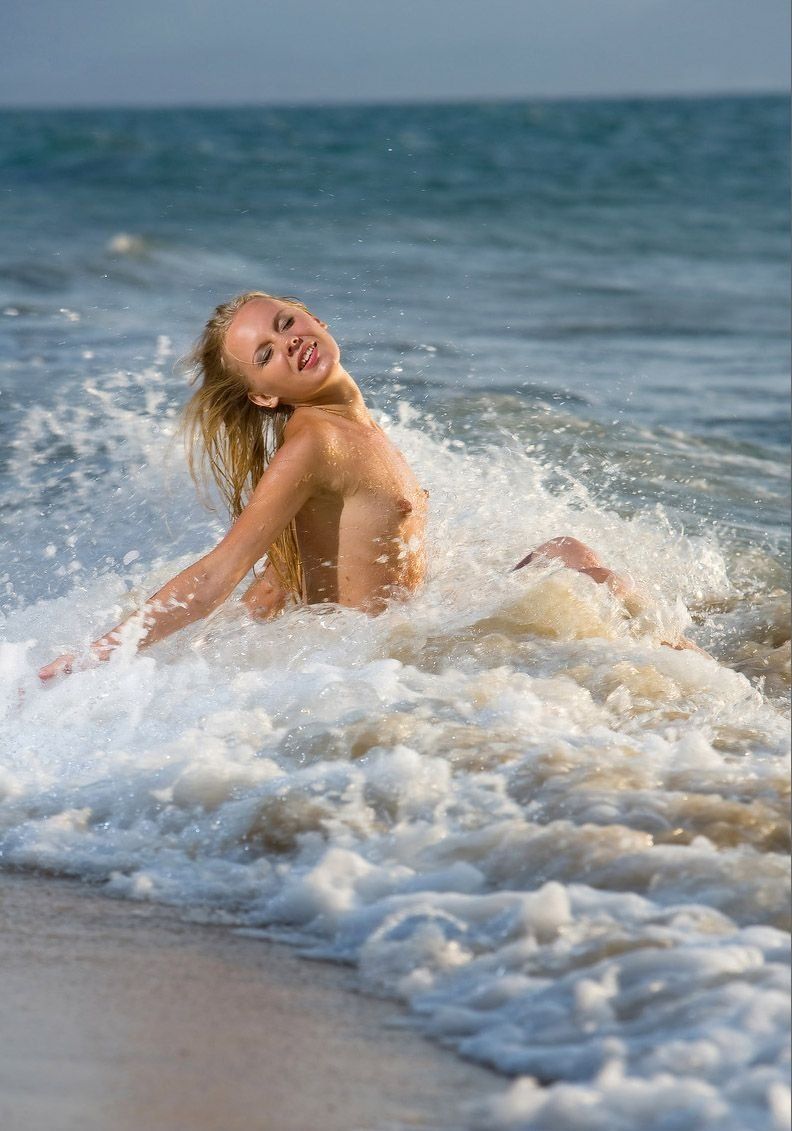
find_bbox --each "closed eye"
[254,313,295,365]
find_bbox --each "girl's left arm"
[38,426,325,681]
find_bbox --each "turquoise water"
[0,95,789,1131]
[1,95,788,599]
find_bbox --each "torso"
[288,408,428,612]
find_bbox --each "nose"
[287,336,302,357]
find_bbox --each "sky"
[1,0,789,108]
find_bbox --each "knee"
[547,537,602,570]
[515,536,603,573]
[241,576,288,621]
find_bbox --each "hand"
[38,653,77,682]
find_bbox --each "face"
[224,296,341,410]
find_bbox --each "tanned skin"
[39,297,427,680]
[39,298,700,681]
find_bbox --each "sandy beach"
[0,873,499,1131]
[1,87,788,1131]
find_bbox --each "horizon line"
[0,86,787,114]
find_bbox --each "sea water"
[0,96,789,1130]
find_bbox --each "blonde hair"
[181,290,310,599]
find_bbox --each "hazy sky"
[1,0,789,107]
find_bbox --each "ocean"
[0,95,789,1130]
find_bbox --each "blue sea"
[1,95,789,1130]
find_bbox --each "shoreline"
[0,871,500,1131]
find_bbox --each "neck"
[300,367,373,425]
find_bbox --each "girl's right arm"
[38,424,326,681]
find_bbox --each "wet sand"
[0,873,500,1131]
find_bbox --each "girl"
[38,290,665,681]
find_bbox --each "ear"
[247,391,280,410]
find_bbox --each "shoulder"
[273,410,338,484]
[282,409,342,457]
[282,409,359,494]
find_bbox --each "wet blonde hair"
[181,290,310,599]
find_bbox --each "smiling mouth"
[298,341,318,371]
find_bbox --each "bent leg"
[513,536,706,654]
[513,536,634,600]
[513,536,601,573]
[241,562,291,622]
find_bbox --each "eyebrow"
[252,309,286,363]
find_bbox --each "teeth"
[301,343,315,369]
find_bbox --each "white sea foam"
[0,394,789,1131]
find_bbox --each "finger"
[38,658,73,682]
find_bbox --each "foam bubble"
[0,392,788,1131]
